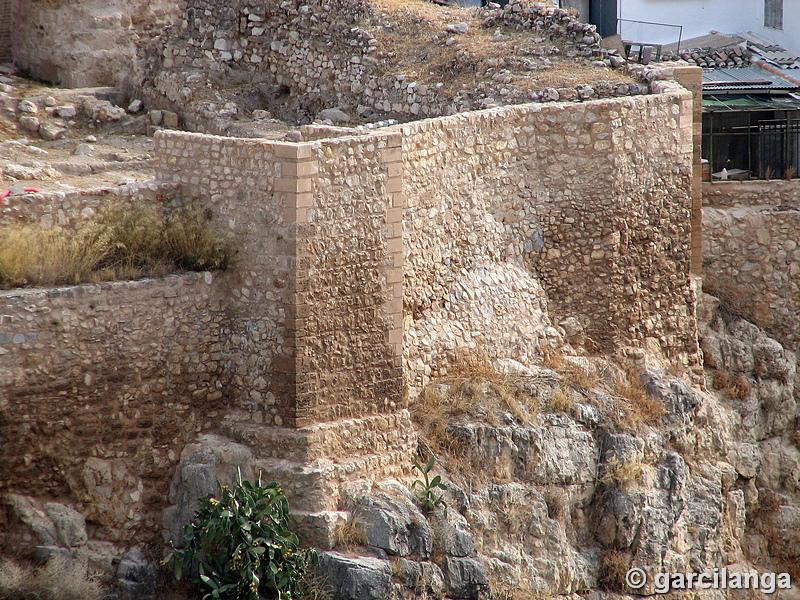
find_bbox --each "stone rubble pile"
[0,77,180,144]
[139,0,648,130]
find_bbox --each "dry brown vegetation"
[368,0,634,98]
[710,370,752,400]
[0,556,106,600]
[727,373,752,400]
[613,364,665,429]
[414,350,540,431]
[599,550,632,591]
[598,456,645,490]
[412,348,669,474]
[334,513,369,550]
[0,203,233,288]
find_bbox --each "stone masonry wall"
[13,0,180,89]
[0,181,180,228]
[153,130,405,430]
[0,77,701,555]
[154,132,297,426]
[403,82,699,390]
[0,272,228,546]
[294,132,404,425]
[703,180,800,353]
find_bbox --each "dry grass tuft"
[0,556,106,600]
[791,428,800,451]
[599,550,632,591]
[614,365,664,429]
[711,370,729,391]
[562,359,600,390]
[599,456,645,490]
[299,570,334,600]
[410,348,539,482]
[0,203,232,289]
[446,347,501,380]
[547,387,574,414]
[335,513,369,550]
[726,373,752,400]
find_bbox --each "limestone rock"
[116,547,156,600]
[18,115,40,132]
[39,123,67,141]
[317,552,392,600]
[73,143,94,156]
[446,23,469,34]
[317,108,351,124]
[127,99,144,114]
[347,481,432,558]
[442,556,489,600]
[44,502,88,548]
[17,99,38,114]
[162,111,179,128]
[6,494,58,546]
[92,101,127,122]
[56,105,78,119]
[162,434,256,546]
[393,559,445,597]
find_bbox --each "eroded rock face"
[696,291,800,578]
[317,481,488,600]
[161,434,257,547]
[2,493,131,581]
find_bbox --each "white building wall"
[750,1,800,56]
[618,0,760,46]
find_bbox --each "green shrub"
[164,472,315,600]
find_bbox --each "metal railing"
[703,114,800,179]
[618,18,683,53]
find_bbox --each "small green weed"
[411,457,447,512]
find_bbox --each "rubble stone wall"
[153,129,406,430]
[403,82,699,390]
[0,80,700,556]
[154,132,298,426]
[0,272,228,545]
[703,181,800,353]
[143,0,622,125]
[294,132,404,425]
[0,182,181,228]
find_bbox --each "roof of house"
[703,93,800,112]
[702,66,800,93]
[660,31,800,70]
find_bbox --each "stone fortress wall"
[401,76,699,392]
[703,180,800,353]
[0,71,699,556]
[0,273,229,544]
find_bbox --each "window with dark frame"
[765,0,783,30]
